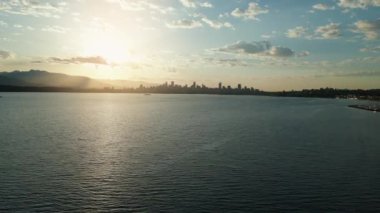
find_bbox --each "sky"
[0,0,379,90]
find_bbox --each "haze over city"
[0,0,379,90]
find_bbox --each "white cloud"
[333,71,380,77]
[216,41,271,54]
[42,25,69,34]
[286,24,342,40]
[312,3,335,10]
[353,19,380,40]
[0,50,13,59]
[9,24,35,32]
[48,56,108,65]
[107,0,145,10]
[261,34,273,39]
[180,0,197,8]
[338,0,380,9]
[360,46,380,52]
[108,0,174,14]
[166,19,202,29]
[214,41,302,58]
[0,0,65,18]
[267,46,295,57]
[202,58,248,67]
[297,51,310,57]
[179,0,213,8]
[144,2,175,14]
[201,17,234,29]
[199,2,213,8]
[218,12,230,18]
[231,2,268,20]
[315,23,341,39]
[191,13,234,30]
[286,26,307,38]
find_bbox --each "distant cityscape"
[117,81,380,100]
[0,70,379,100]
[1,80,380,101]
[127,81,262,96]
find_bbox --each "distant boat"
[144,93,151,96]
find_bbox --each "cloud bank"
[231,2,268,20]
[166,19,202,29]
[286,23,342,40]
[0,50,13,59]
[315,23,341,39]
[48,56,108,65]
[354,19,380,40]
[338,0,380,9]
[214,41,304,58]
[312,3,335,10]
[0,0,66,18]
[179,0,213,8]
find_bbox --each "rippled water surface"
[1,93,380,211]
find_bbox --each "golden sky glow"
[0,0,379,90]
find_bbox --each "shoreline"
[348,104,380,112]
[1,90,380,102]
[0,85,379,101]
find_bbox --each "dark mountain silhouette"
[0,70,153,89]
[0,75,32,86]
[0,70,108,88]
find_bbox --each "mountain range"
[0,70,154,89]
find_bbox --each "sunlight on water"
[0,93,380,211]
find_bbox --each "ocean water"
[0,93,379,212]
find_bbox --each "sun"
[82,33,129,64]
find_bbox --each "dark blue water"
[1,93,380,212]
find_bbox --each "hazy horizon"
[0,0,379,90]
[2,69,380,91]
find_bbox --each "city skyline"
[0,0,379,90]
[1,69,379,101]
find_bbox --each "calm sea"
[0,93,379,212]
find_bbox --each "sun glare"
[82,33,129,64]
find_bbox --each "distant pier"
[348,104,380,112]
